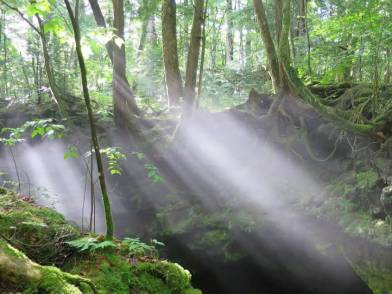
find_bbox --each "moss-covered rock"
[0,188,201,293]
[65,251,200,294]
[0,189,79,265]
[0,239,95,294]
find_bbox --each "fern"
[66,237,116,252]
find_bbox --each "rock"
[380,186,392,217]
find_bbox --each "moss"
[0,190,79,265]
[351,261,392,294]
[66,252,201,294]
[0,188,201,293]
[129,260,201,294]
[28,266,83,294]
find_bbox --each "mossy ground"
[0,188,201,293]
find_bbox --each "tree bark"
[112,0,140,128]
[277,0,291,90]
[184,0,204,111]
[275,0,283,44]
[198,0,208,99]
[88,0,140,126]
[162,0,183,106]
[226,0,234,64]
[253,0,280,92]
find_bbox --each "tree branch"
[0,0,42,36]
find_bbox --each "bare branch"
[0,0,42,36]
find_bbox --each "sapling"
[64,0,115,240]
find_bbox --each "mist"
[0,107,374,293]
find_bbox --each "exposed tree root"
[0,238,96,293]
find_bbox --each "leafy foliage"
[0,119,65,147]
[121,237,164,258]
[66,237,116,253]
[100,147,127,175]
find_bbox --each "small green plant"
[100,147,127,175]
[121,238,164,258]
[85,147,126,175]
[132,152,165,183]
[144,164,164,183]
[64,145,80,159]
[356,170,380,191]
[66,236,116,253]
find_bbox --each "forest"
[0,0,391,293]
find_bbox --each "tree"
[64,0,114,240]
[184,0,205,112]
[162,0,183,106]
[226,0,234,64]
[88,0,113,62]
[252,0,281,92]
[112,0,140,128]
[88,0,140,128]
[0,0,68,115]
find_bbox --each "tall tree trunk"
[32,55,42,104]
[198,0,208,99]
[162,0,183,106]
[226,0,234,64]
[64,0,114,241]
[184,0,205,111]
[88,0,113,62]
[297,0,306,36]
[253,0,280,92]
[138,16,149,54]
[112,0,140,128]
[277,0,291,90]
[137,0,157,55]
[36,15,66,113]
[304,0,312,79]
[89,0,140,126]
[1,11,8,98]
[385,47,391,84]
[275,0,283,44]
[147,16,158,46]
[245,29,252,67]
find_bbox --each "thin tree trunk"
[198,0,209,100]
[2,12,8,98]
[245,29,251,67]
[64,0,114,241]
[385,47,391,84]
[162,0,183,106]
[34,14,66,113]
[138,16,149,54]
[304,0,312,79]
[226,0,234,64]
[278,0,291,90]
[184,0,205,111]
[32,55,42,104]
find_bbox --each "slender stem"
[8,147,20,193]
[64,0,114,240]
